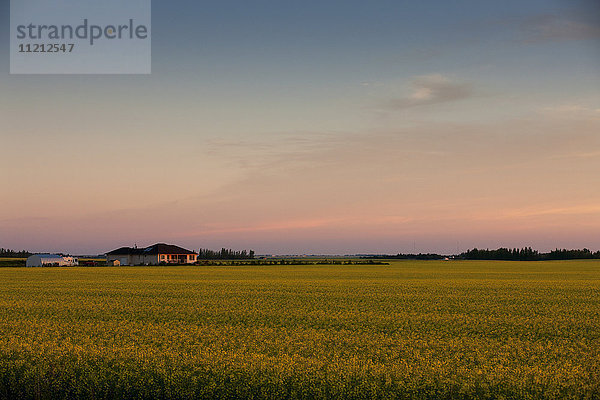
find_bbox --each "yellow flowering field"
[0,261,598,399]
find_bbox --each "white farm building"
[26,254,79,267]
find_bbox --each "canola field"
[0,261,599,399]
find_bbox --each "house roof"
[106,243,197,256]
[143,243,196,255]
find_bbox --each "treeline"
[0,248,31,258]
[198,259,388,266]
[545,248,600,260]
[461,247,600,261]
[198,248,255,260]
[366,253,444,260]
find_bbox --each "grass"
[0,258,25,267]
[0,260,598,399]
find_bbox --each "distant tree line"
[198,259,388,266]
[0,248,31,258]
[365,253,445,260]
[197,248,255,260]
[363,248,600,261]
[544,248,600,260]
[461,247,600,261]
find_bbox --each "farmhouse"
[106,243,198,266]
[26,254,79,267]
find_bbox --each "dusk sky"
[1,0,599,255]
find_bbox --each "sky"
[1,0,599,255]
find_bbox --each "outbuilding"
[26,254,78,267]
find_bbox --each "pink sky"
[2,106,599,254]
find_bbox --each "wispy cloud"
[540,104,600,119]
[551,150,600,160]
[501,204,600,219]
[386,74,472,110]
[520,14,600,43]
